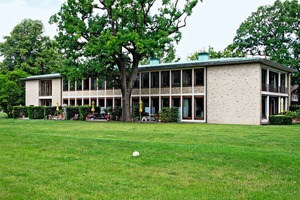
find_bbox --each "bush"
[290,105,300,111]
[28,106,45,119]
[269,115,293,125]
[13,106,28,119]
[66,106,80,120]
[0,112,8,119]
[44,106,57,118]
[79,106,91,120]
[160,107,178,123]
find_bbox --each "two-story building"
[22,54,296,125]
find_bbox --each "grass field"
[0,119,299,199]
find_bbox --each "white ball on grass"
[132,151,140,157]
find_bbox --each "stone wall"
[207,64,261,125]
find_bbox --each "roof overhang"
[21,73,62,81]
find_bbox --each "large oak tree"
[50,0,201,121]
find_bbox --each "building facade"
[22,55,296,125]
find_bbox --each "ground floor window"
[262,96,267,118]
[269,97,278,115]
[41,99,52,106]
[183,97,192,119]
[162,97,170,108]
[151,97,159,114]
[172,97,180,107]
[195,97,204,120]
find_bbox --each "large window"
[91,77,97,90]
[77,80,82,90]
[84,78,90,90]
[63,80,68,91]
[172,70,181,87]
[70,81,75,91]
[40,80,52,96]
[133,74,140,88]
[183,69,192,87]
[195,97,204,119]
[151,72,159,88]
[195,68,204,86]
[161,71,170,87]
[141,72,149,88]
[162,97,170,108]
[182,97,192,119]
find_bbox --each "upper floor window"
[91,77,97,90]
[83,78,89,90]
[195,68,204,86]
[133,74,140,88]
[40,80,52,96]
[183,69,192,87]
[151,72,159,88]
[161,71,170,87]
[141,72,149,88]
[70,81,75,91]
[77,80,82,90]
[63,80,68,91]
[172,70,181,87]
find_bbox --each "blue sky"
[0,0,276,60]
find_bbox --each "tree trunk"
[122,90,132,122]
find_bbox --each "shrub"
[66,106,80,120]
[269,115,293,125]
[44,106,57,118]
[111,106,122,121]
[160,107,178,123]
[13,106,28,119]
[79,106,91,120]
[0,112,8,119]
[290,105,300,111]
[28,106,45,119]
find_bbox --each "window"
[70,81,75,91]
[183,97,192,119]
[183,69,192,87]
[40,80,52,96]
[262,69,267,91]
[133,74,140,88]
[77,80,82,90]
[172,70,181,87]
[98,80,105,90]
[91,77,97,90]
[63,80,68,91]
[172,97,180,107]
[41,99,52,106]
[162,97,170,108]
[141,72,149,88]
[161,71,170,87]
[195,68,204,86]
[84,78,89,90]
[195,97,204,119]
[151,72,159,88]
[77,99,82,106]
[262,96,267,118]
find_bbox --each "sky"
[0,0,276,60]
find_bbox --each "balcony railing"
[40,91,52,96]
[262,84,287,93]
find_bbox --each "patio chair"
[71,114,79,120]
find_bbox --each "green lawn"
[0,119,299,199]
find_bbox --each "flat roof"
[138,57,297,73]
[21,73,62,81]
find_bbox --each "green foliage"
[0,70,28,114]
[160,107,178,123]
[50,0,201,121]
[13,106,28,119]
[44,106,58,118]
[79,106,91,120]
[269,115,293,125]
[290,105,300,112]
[65,106,80,120]
[230,0,300,87]
[109,106,122,121]
[0,19,62,75]
[28,106,45,119]
[187,45,245,60]
[0,112,8,119]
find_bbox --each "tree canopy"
[0,19,62,75]
[50,0,201,121]
[230,0,300,82]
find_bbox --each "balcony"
[262,84,287,93]
[40,90,52,96]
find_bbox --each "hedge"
[269,115,293,125]
[13,106,28,119]
[0,112,8,119]
[290,105,300,111]
[160,107,178,123]
[28,106,45,119]
[79,106,91,120]
[65,106,80,120]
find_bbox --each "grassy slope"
[0,119,299,199]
